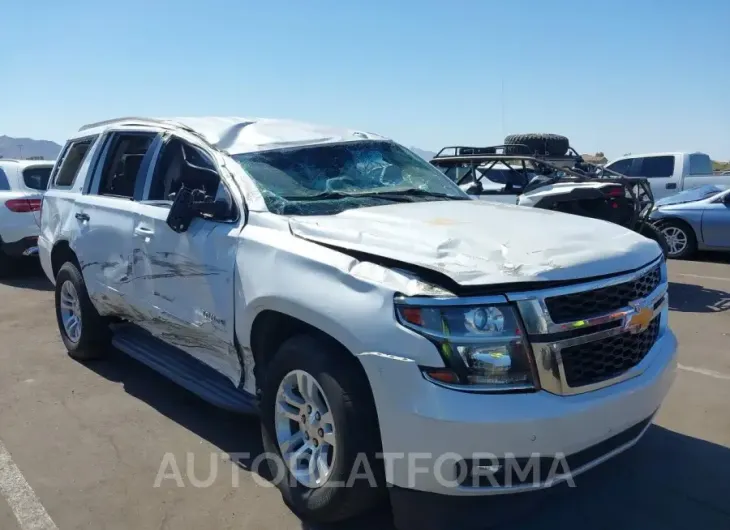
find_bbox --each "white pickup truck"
[39,117,677,526]
[605,152,730,200]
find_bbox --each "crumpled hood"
[289,200,661,286]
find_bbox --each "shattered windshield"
[232,140,470,215]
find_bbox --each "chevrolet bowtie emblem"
[624,302,653,334]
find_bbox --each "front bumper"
[357,328,677,496]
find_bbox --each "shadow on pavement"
[0,260,53,291]
[79,352,730,530]
[692,251,730,265]
[668,282,730,313]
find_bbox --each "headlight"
[395,299,537,392]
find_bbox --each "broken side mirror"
[166,186,235,233]
[166,186,197,233]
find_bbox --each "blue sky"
[3,0,729,160]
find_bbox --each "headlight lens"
[395,301,537,391]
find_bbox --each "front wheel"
[260,334,384,523]
[655,220,697,259]
[54,262,110,360]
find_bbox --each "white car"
[39,117,677,524]
[605,151,730,200]
[0,159,54,274]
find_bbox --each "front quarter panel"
[234,215,446,387]
[651,206,705,243]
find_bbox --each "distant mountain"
[410,147,436,161]
[0,135,62,161]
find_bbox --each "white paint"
[678,364,730,381]
[675,273,730,283]
[290,199,662,286]
[0,439,58,530]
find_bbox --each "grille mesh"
[545,265,661,324]
[561,317,661,387]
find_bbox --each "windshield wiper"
[281,188,467,202]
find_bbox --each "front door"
[701,193,730,248]
[131,135,242,384]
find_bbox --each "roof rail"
[78,116,172,132]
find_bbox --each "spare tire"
[504,133,570,157]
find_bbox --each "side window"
[22,166,53,190]
[95,133,156,199]
[638,156,675,178]
[689,154,712,176]
[0,168,10,190]
[53,137,97,187]
[145,138,236,221]
[148,139,219,201]
[606,158,633,176]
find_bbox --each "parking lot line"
[678,364,730,381]
[675,273,730,282]
[0,439,58,530]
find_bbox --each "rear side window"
[638,156,674,178]
[689,154,712,176]
[53,138,97,187]
[95,133,156,199]
[0,168,10,190]
[22,166,52,190]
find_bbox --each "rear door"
[71,130,159,319]
[130,133,242,383]
[0,163,42,247]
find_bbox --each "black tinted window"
[638,156,674,178]
[96,133,155,199]
[23,166,52,190]
[0,168,10,190]
[54,138,96,187]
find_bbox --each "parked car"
[604,152,730,201]
[40,117,677,524]
[0,159,54,274]
[650,184,730,259]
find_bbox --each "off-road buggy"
[430,134,670,256]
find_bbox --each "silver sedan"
[650,185,730,259]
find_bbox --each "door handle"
[666,183,677,189]
[134,226,155,237]
[75,212,90,221]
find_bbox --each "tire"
[54,262,111,360]
[260,334,384,523]
[504,133,570,157]
[0,253,15,277]
[638,222,670,258]
[655,220,697,260]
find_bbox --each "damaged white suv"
[40,117,677,524]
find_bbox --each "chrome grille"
[544,264,662,323]
[509,258,668,396]
[560,317,660,387]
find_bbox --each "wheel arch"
[243,300,365,391]
[50,240,80,279]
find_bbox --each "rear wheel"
[260,334,384,523]
[656,220,697,259]
[54,262,111,360]
[0,253,15,277]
